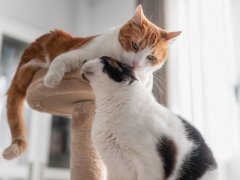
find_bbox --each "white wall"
[0,0,136,36]
[231,0,240,108]
[0,0,76,33]
[231,0,240,80]
[74,0,136,35]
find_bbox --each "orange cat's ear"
[162,31,182,41]
[131,5,145,26]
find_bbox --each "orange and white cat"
[3,5,181,160]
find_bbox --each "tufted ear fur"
[161,31,182,42]
[131,5,146,26]
[100,56,137,84]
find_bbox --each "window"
[164,0,240,179]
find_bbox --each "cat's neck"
[94,82,133,101]
[93,81,161,128]
[137,72,153,91]
[93,82,154,112]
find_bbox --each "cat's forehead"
[100,56,137,84]
[100,56,132,73]
[100,56,122,69]
[119,19,164,51]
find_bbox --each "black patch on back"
[156,136,177,178]
[177,116,217,180]
[100,56,137,84]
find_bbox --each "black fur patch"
[177,116,217,180]
[100,56,137,84]
[156,136,177,178]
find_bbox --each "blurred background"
[0,0,239,179]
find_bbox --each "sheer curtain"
[164,0,240,179]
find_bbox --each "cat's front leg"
[44,49,89,88]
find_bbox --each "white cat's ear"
[162,31,182,42]
[131,5,145,26]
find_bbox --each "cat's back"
[135,107,218,180]
[171,116,218,180]
[19,30,95,66]
[92,74,218,180]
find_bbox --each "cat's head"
[81,56,137,90]
[119,5,181,74]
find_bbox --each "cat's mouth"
[81,71,94,83]
[81,73,89,82]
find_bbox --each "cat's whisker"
[153,81,164,104]
[153,72,167,84]
[153,76,164,94]
[153,73,168,91]
[153,72,169,105]
[155,75,167,85]
[153,83,160,101]
[153,78,162,92]
[80,7,217,179]
[154,80,167,93]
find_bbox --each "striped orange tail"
[2,82,27,160]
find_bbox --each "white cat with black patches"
[81,56,218,180]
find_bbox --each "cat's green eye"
[147,55,156,62]
[132,42,139,51]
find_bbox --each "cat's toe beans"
[2,144,21,160]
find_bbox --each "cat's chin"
[135,71,153,89]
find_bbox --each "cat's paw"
[2,144,22,160]
[44,73,62,88]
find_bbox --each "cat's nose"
[132,61,139,70]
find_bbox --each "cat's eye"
[147,55,156,62]
[132,42,139,51]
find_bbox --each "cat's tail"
[2,64,36,160]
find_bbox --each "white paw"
[2,144,21,160]
[44,73,62,88]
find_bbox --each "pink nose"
[132,61,139,70]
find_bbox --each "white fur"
[44,27,159,89]
[82,59,218,180]
[199,169,218,180]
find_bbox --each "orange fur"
[4,5,180,160]
[119,6,181,66]
[4,30,95,159]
